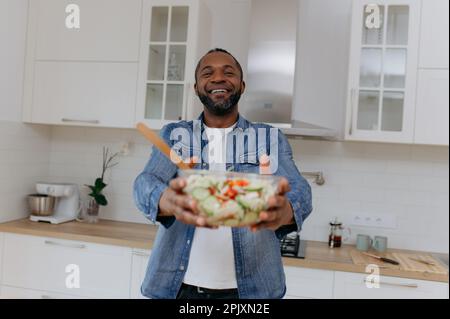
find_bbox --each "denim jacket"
[133,113,312,299]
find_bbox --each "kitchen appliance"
[27,194,56,216]
[29,183,80,224]
[280,232,306,259]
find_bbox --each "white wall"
[0,0,52,222]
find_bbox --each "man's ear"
[194,83,199,96]
[240,81,246,94]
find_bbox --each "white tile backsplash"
[0,121,51,222]
[43,127,450,253]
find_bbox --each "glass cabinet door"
[145,5,189,122]
[348,0,420,142]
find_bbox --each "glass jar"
[86,198,100,223]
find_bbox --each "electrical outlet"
[350,213,397,229]
[120,142,131,156]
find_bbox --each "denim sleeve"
[133,124,178,228]
[274,131,313,239]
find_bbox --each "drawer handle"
[61,118,100,124]
[364,279,418,289]
[44,240,86,249]
[41,295,53,299]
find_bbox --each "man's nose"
[210,71,226,83]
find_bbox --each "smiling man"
[134,48,312,299]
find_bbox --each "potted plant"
[85,147,120,223]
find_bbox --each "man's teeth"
[210,89,228,94]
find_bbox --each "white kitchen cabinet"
[334,271,449,299]
[130,249,151,299]
[2,233,132,299]
[135,0,211,129]
[29,0,142,62]
[345,0,421,143]
[0,285,82,299]
[22,0,141,128]
[24,61,138,128]
[414,69,449,145]
[284,266,334,299]
[418,0,449,69]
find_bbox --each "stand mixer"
[29,183,80,224]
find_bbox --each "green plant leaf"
[95,194,108,206]
[95,178,107,191]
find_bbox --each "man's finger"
[169,178,186,191]
[250,220,279,232]
[277,177,290,194]
[173,195,198,213]
[266,195,286,209]
[176,210,207,227]
[258,210,278,222]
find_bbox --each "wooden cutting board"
[350,250,401,270]
[350,250,448,274]
[391,252,448,275]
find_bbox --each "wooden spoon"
[136,122,192,170]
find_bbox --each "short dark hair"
[195,48,243,83]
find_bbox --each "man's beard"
[198,91,242,116]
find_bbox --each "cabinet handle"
[364,279,418,289]
[44,240,86,249]
[41,295,53,299]
[61,118,100,124]
[349,88,358,135]
[133,251,150,257]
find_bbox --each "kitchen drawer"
[0,285,82,299]
[130,249,151,299]
[334,271,449,299]
[284,266,334,299]
[2,233,132,298]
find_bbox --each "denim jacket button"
[187,240,191,245]
[179,265,185,271]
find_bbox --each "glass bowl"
[178,169,280,227]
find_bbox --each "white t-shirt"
[182,123,238,289]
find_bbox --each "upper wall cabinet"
[32,0,142,62]
[414,69,449,145]
[22,0,142,128]
[345,0,421,143]
[135,0,211,130]
[418,0,449,69]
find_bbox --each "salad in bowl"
[179,170,280,227]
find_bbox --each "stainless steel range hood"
[241,0,339,139]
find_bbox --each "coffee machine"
[29,183,80,224]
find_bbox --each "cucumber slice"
[191,188,210,201]
[243,181,265,191]
[200,196,221,216]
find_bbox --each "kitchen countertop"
[0,219,448,283]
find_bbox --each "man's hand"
[250,177,295,232]
[159,177,214,228]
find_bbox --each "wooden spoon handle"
[136,122,190,170]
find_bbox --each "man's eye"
[225,72,235,76]
[202,73,212,77]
